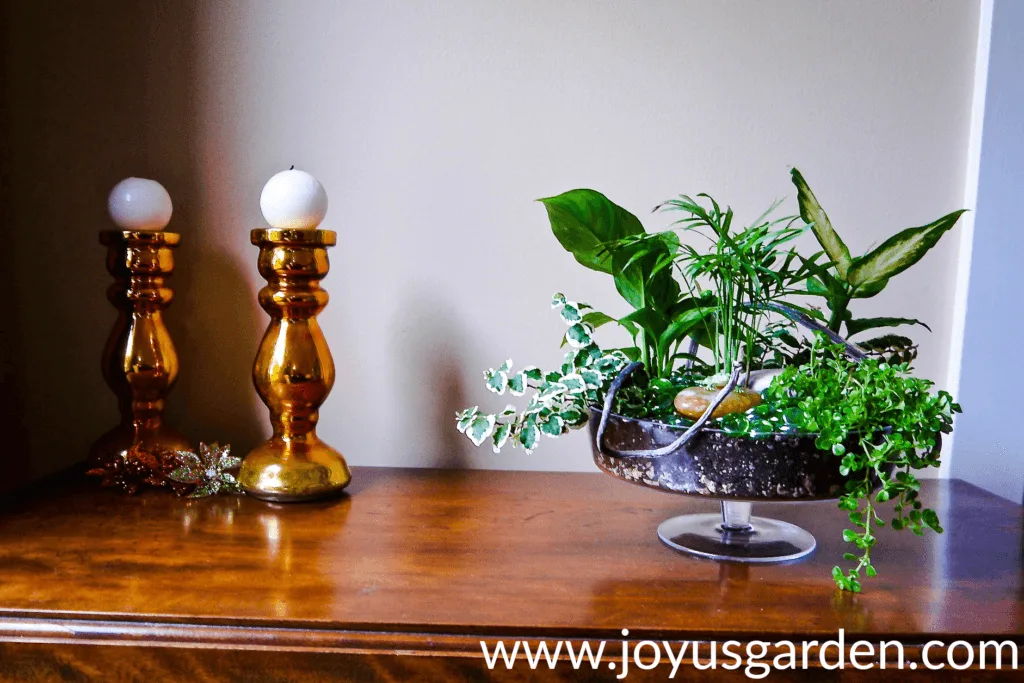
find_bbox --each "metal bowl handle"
[763,302,867,362]
[595,361,743,459]
[595,305,864,459]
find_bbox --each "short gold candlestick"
[90,231,191,468]
[239,228,351,502]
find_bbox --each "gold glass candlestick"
[239,228,351,502]
[90,231,190,467]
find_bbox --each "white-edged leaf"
[551,292,566,309]
[500,404,517,418]
[519,419,541,453]
[595,354,627,375]
[579,368,603,388]
[492,421,512,453]
[562,407,586,426]
[560,373,587,394]
[559,302,582,324]
[536,383,568,402]
[466,413,496,447]
[456,407,479,433]
[508,372,527,396]
[523,400,546,415]
[485,368,508,394]
[564,323,594,348]
[540,415,565,437]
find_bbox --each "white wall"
[951,0,1024,503]
[4,0,981,475]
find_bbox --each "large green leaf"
[846,316,931,338]
[847,210,966,293]
[619,306,670,341]
[538,190,645,274]
[581,311,615,329]
[611,237,680,311]
[658,306,715,351]
[791,168,853,279]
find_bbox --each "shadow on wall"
[0,3,30,491]
[2,0,264,479]
[390,292,474,469]
[168,250,263,455]
[134,0,264,456]
[3,0,156,479]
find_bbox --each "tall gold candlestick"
[90,230,190,467]
[239,228,351,501]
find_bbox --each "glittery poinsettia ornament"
[87,443,179,495]
[168,442,242,498]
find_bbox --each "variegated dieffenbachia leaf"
[792,168,853,278]
[847,210,967,295]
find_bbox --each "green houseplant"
[457,170,962,592]
[791,169,966,362]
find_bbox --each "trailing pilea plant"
[718,334,961,592]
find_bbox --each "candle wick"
[289,165,295,170]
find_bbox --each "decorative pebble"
[746,368,783,392]
[673,385,763,420]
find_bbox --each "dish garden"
[456,169,963,592]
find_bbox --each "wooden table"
[0,468,1021,681]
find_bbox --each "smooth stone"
[746,368,784,393]
[674,385,763,420]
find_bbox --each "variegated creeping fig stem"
[456,294,630,454]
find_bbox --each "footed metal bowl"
[587,359,901,563]
[587,407,860,502]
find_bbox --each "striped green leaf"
[847,210,966,293]
[791,168,852,278]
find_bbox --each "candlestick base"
[239,438,351,502]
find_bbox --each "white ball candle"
[107,177,173,231]
[259,168,328,230]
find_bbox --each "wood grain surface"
[1,468,1022,680]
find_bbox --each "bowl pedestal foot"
[658,501,816,564]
